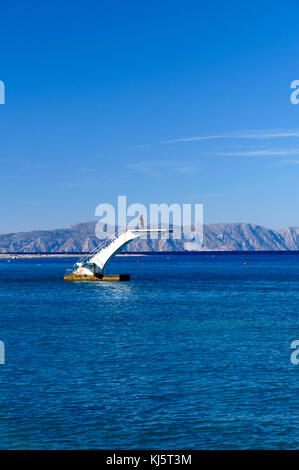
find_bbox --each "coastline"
[0,253,148,259]
[1,250,299,259]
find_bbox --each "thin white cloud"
[274,159,299,166]
[125,160,202,176]
[133,129,299,149]
[130,144,152,150]
[161,129,299,145]
[126,161,160,176]
[216,149,299,157]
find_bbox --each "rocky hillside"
[0,221,298,253]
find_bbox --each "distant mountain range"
[1,221,299,253]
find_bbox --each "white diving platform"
[66,227,172,279]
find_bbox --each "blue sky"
[1,0,299,232]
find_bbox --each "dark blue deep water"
[1,252,299,449]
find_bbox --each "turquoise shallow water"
[1,253,299,449]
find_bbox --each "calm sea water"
[1,252,299,449]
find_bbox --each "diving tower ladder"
[65,227,172,279]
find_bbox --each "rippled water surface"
[1,253,299,449]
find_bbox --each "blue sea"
[1,252,299,449]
